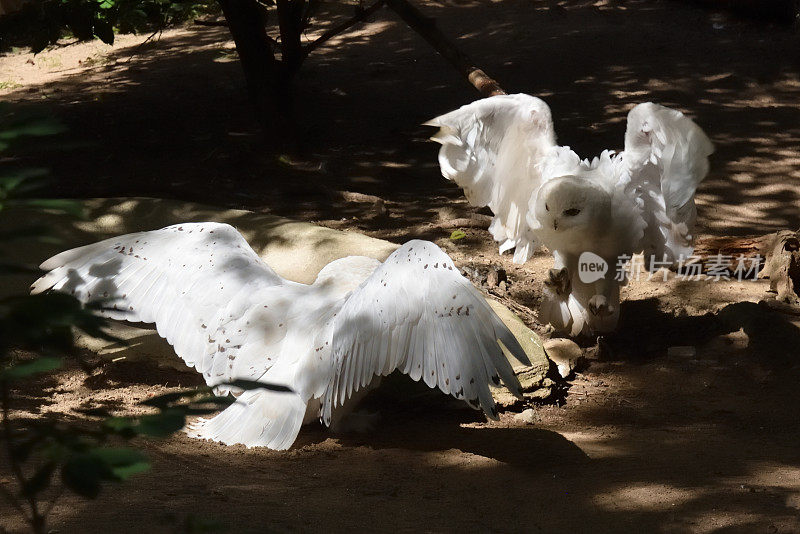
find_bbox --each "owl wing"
[33,222,314,449]
[425,94,558,263]
[322,240,530,425]
[622,103,714,262]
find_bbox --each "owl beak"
[553,219,559,231]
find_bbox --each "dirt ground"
[2,0,800,532]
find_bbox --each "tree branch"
[303,0,388,59]
[386,0,505,97]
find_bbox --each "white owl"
[426,94,713,336]
[32,224,529,449]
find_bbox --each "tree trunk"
[218,0,298,145]
[276,0,306,77]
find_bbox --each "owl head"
[528,175,613,253]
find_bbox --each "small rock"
[497,280,507,293]
[544,338,583,378]
[514,408,536,425]
[486,267,507,288]
[667,346,696,358]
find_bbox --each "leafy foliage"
[0,107,291,533]
[0,0,214,53]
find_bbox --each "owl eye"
[545,204,550,211]
[563,208,581,217]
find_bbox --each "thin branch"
[124,28,163,64]
[302,0,387,59]
[386,0,505,97]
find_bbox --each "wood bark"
[217,0,281,120]
[386,0,505,97]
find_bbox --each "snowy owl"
[32,223,530,449]
[426,94,713,336]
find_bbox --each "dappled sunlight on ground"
[2,1,800,531]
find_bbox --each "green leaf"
[0,225,54,242]
[61,454,105,498]
[1,357,62,381]
[111,461,150,480]
[135,409,186,437]
[93,18,115,45]
[139,387,213,408]
[0,118,66,140]
[90,447,147,469]
[223,379,293,393]
[61,448,149,498]
[449,230,466,241]
[102,416,139,438]
[6,198,85,218]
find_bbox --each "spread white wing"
[426,94,558,263]
[322,240,531,424]
[32,222,313,449]
[622,102,714,262]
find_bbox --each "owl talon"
[588,294,613,316]
[544,267,571,295]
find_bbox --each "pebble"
[514,408,536,424]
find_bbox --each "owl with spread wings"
[426,94,713,336]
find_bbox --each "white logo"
[578,252,608,283]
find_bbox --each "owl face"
[529,175,613,252]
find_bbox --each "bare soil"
[2,1,800,532]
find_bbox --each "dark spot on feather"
[424,264,428,269]
[470,378,475,384]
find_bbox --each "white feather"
[35,229,530,449]
[428,95,713,336]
